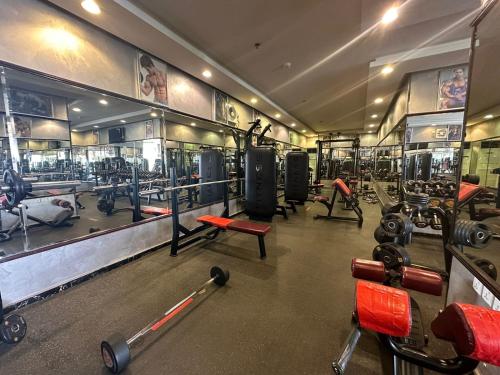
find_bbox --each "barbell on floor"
[1,169,81,207]
[100,266,230,374]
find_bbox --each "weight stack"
[199,149,224,205]
[285,151,309,202]
[245,146,276,221]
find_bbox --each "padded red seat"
[47,189,63,195]
[197,215,234,229]
[356,280,411,337]
[431,303,500,366]
[332,178,352,197]
[141,206,172,216]
[314,195,330,202]
[458,182,484,205]
[227,220,271,235]
[477,207,500,220]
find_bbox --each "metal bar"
[165,178,243,192]
[29,180,81,191]
[332,326,362,375]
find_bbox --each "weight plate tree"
[101,266,230,373]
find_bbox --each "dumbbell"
[101,266,230,373]
[0,293,27,345]
[351,258,442,296]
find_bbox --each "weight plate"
[101,334,130,374]
[211,266,230,286]
[380,213,412,237]
[473,258,498,281]
[372,243,411,270]
[0,314,27,344]
[374,225,392,244]
[428,198,441,208]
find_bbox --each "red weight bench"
[313,178,363,227]
[458,182,500,221]
[197,215,271,258]
[141,206,172,216]
[333,279,500,374]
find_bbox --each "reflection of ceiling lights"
[484,114,494,119]
[41,28,79,52]
[251,98,258,104]
[374,98,383,104]
[202,70,212,78]
[120,120,126,123]
[369,124,375,127]
[174,82,189,94]
[371,114,378,119]
[81,0,101,15]
[99,99,108,105]
[275,113,281,119]
[291,123,296,127]
[381,65,394,75]
[190,122,196,127]
[72,107,81,112]
[381,7,399,24]
[151,112,158,117]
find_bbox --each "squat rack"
[315,138,360,183]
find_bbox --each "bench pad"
[431,303,500,366]
[197,215,234,229]
[356,280,411,337]
[458,182,484,205]
[141,206,172,216]
[332,178,352,197]
[227,220,271,235]
[313,195,330,202]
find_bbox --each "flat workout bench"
[197,215,271,258]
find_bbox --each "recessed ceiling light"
[381,7,399,25]
[250,98,258,104]
[202,70,212,78]
[81,0,101,15]
[151,112,158,117]
[302,129,306,133]
[369,124,375,128]
[291,123,296,127]
[368,130,373,133]
[374,97,383,104]
[190,122,196,126]
[99,99,108,105]
[72,107,81,112]
[120,120,126,123]
[72,129,78,132]
[219,129,224,133]
[93,125,99,128]
[484,114,494,119]
[371,114,378,119]
[381,65,394,75]
[275,113,281,119]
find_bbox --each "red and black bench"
[313,178,363,227]
[141,206,172,217]
[197,215,271,258]
[458,182,500,221]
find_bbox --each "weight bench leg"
[258,235,267,258]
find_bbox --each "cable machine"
[315,137,360,183]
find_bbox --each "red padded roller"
[332,178,352,197]
[457,182,484,205]
[355,280,411,337]
[432,303,500,367]
[196,215,234,229]
[400,267,443,296]
[351,258,386,282]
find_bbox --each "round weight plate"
[473,259,498,281]
[3,169,24,207]
[428,198,441,208]
[101,334,130,374]
[372,243,411,270]
[211,266,230,286]
[0,314,27,344]
[374,225,392,244]
[442,199,454,209]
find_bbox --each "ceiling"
[48,0,482,135]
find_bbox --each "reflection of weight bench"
[140,206,172,217]
[313,178,363,227]
[197,215,271,258]
[458,182,500,221]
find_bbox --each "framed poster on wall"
[145,120,154,139]
[214,90,228,124]
[6,115,32,138]
[405,127,413,144]
[137,52,168,106]
[435,127,448,139]
[227,100,240,127]
[447,124,462,141]
[10,88,53,118]
[437,65,468,110]
[92,129,99,145]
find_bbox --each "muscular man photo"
[139,54,167,105]
[439,67,467,109]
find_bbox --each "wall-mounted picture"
[435,127,448,139]
[145,120,154,139]
[447,124,463,141]
[405,127,413,144]
[137,52,168,106]
[227,101,239,127]
[214,90,228,123]
[6,116,32,138]
[92,129,99,144]
[10,88,53,117]
[437,65,468,110]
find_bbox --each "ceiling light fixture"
[369,124,375,128]
[381,7,399,25]
[120,120,126,123]
[484,114,494,119]
[219,129,224,133]
[371,114,378,119]
[291,123,296,127]
[81,0,101,15]
[381,65,394,76]
[302,130,306,133]
[374,97,384,104]
[93,125,99,128]
[368,130,373,133]
[190,122,196,126]
[275,113,281,119]
[72,129,78,132]
[151,112,158,117]
[202,70,212,78]
[250,98,258,104]
[99,99,108,105]
[72,107,81,112]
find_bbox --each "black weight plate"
[372,243,411,270]
[101,334,130,374]
[374,225,392,244]
[0,314,27,344]
[211,266,230,286]
[473,258,498,281]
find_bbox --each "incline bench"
[458,182,500,221]
[313,178,363,227]
[197,215,271,258]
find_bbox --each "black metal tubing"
[314,187,363,226]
